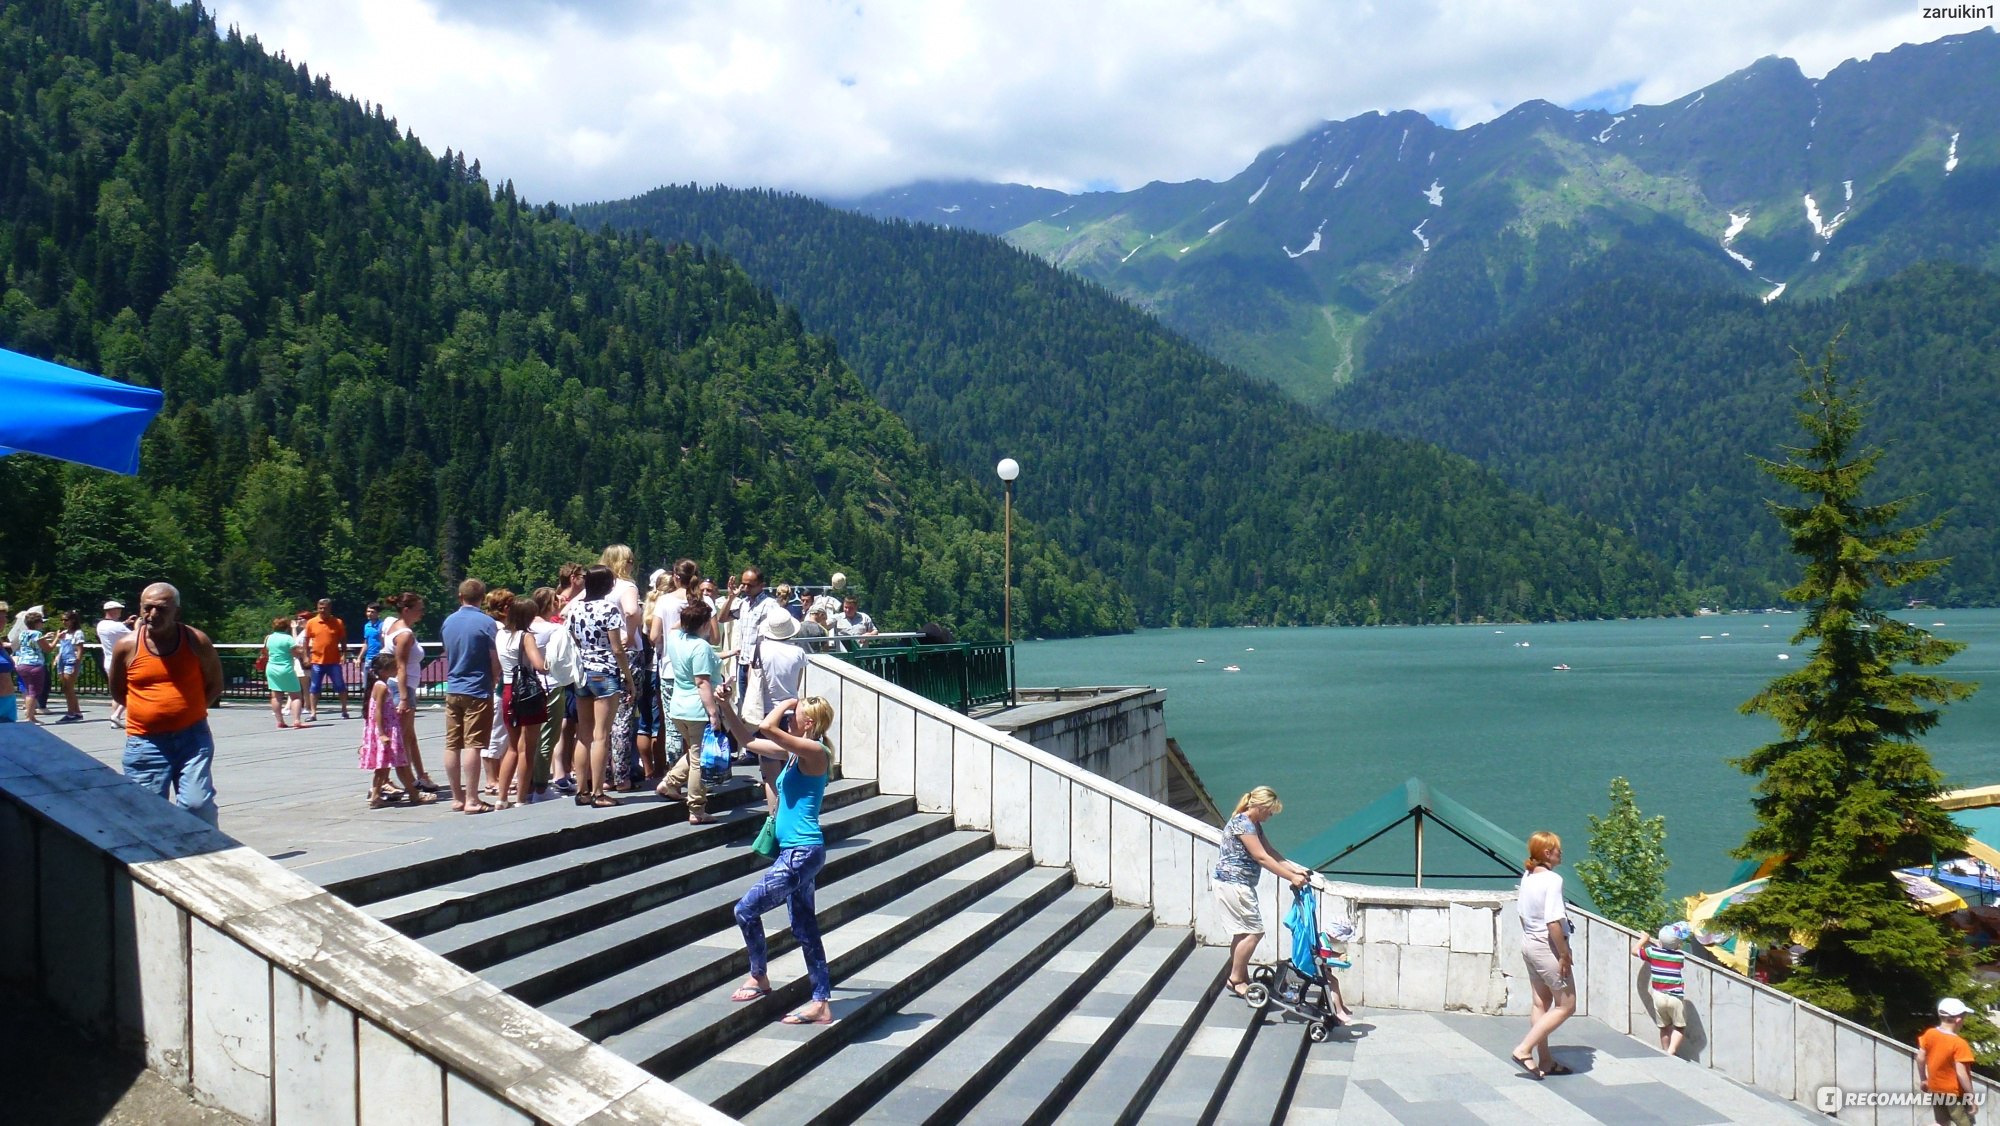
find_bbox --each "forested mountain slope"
[573,186,1687,626]
[0,0,1127,638]
[844,31,2000,407]
[1329,263,2000,607]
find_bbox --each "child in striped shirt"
[1632,924,1689,1056]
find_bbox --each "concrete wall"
[986,687,1168,803]
[0,726,732,1126]
[1566,903,2000,1122]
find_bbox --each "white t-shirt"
[1517,867,1568,934]
[833,611,875,637]
[96,618,133,672]
[756,638,809,714]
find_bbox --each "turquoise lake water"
[1016,610,2000,900]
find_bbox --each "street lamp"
[996,458,1019,645]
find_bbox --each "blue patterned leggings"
[735,845,830,1001]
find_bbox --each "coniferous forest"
[0,0,1130,639]
[573,187,1688,626]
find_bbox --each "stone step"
[929,925,1195,1126]
[1050,948,1227,1126]
[487,823,994,1010]
[423,794,931,971]
[1207,1009,1311,1126]
[601,856,1061,1077]
[317,769,796,905]
[689,880,1109,1120]
[1279,1032,1357,1125]
[365,778,878,936]
[562,842,1034,1045]
[1130,972,1264,1125]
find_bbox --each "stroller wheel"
[1243,982,1273,1010]
[1251,965,1277,986]
[1308,1020,1331,1043]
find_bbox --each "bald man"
[110,582,225,825]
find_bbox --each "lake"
[1016,610,2000,900]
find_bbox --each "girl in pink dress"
[362,653,434,808]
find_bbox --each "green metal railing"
[832,642,1014,712]
[68,644,449,703]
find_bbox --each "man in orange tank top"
[110,582,225,825]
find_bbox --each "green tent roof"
[1288,777,1594,910]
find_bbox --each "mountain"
[0,0,1128,640]
[572,186,1687,626]
[839,31,2000,407]
[1329,262,2000,608]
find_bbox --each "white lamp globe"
[996,458,1020,482]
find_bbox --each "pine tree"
[1722,336,1978,1035]
[1574,777,1671,933]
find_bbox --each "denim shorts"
[577,668,623,699]
[309,663,347,694]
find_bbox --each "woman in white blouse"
[1510,830,1576,1079]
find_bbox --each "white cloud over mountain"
[210,0,1986,203]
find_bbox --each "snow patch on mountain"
[1424,180,1444,207]
[1412,218,1431,252]
[1595,115,1627,143]
[1947,132,1961,174]
[938,205,961,214]
[1843,180,1853,202]
[1120,243,1143,264]
[1247,177,1270,205]
[1284,219,1327,259]
[1207,219,1228,236]
[1763,280,1787,304]
[1725,248,1755,270]
[1804,192,1850,242]
[1397,128,1410,160]
[1299,162,1321,192]
[1333,163,1354,189]
[1723,211,1750,246]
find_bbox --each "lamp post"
[996,457,1019,645]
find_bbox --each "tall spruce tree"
[1722,337,1978,1035]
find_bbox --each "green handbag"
[751,813,779,859]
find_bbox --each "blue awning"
[0,347,165,475]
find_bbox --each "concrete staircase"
[322,771,1332,1125]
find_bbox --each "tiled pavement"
[1287,1007,1820,1124]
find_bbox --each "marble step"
[317,769,785,905]
[600,855,1061,1077]
[364,778,877,936]
[831,912,1180,1126]
[933,924,1196,1126]
[422,794,931,970]
[685,879,1108,1119]
[1131,971,1266,1125]
[1050,949,1227,1126]
[1204,1007,1311,1126]
[487,824,994,1010]
[560,842,1034,1044]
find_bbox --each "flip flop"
[730,985,770,1003]
[1545,1061,1574,1076]
[1511,1054,1544,1080]
[781,1010,834,1025]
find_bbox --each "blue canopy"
[0,347,164,475]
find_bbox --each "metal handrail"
[830,641,1014,713]
[64,642,448,702]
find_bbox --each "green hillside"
[1329,263,2000,606]
[0,0,1128,639]
[573,186,1688,626]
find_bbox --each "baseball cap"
[103,599,125,610]
[1939,997,1971,1017]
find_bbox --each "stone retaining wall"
[0,726,731,1126]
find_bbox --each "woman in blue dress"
[715,692,837,1024]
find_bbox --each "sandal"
[368,795,387,809]
[730,984,770,1003]
[780,1009,834,1025]
[464,801,492,815]
[1544,1061,1574,1076]
[574,791,593,806]
[408,790,438,805]
[1511,1054,1544,1081]
[591,794,618,809]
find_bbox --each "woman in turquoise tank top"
[715,693,836,1025]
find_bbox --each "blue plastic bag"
[700,726,732,785]
[1286,885,1318,977]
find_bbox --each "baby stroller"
[1242,879,1353,1042]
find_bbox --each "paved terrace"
[34,701,1826,1124]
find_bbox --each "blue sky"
[211,1,1994,203]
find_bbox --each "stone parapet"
[0,725,731,1126]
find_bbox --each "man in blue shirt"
[440,578,500,813]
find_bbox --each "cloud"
[209,0,1986,204]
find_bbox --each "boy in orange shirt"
[1919,997,1978,1126]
